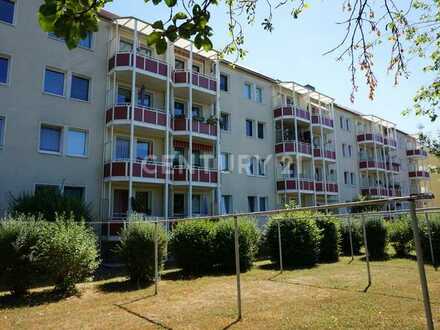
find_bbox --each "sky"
[104,0,437,135]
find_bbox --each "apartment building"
[0,1,432,224]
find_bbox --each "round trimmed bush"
[316,215,340,263]
[117,221,167,283]
[364,218,388,260]
[37,214,100,293]
[170,220,216,273]
[213,218,260,272]
[0,216,43,295]
[339,220,363,256]
[264,211,321,268]
[420,215,440,265]
[388,216,413,257]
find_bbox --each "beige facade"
[0,1,432,222]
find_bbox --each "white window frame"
[70,72,91,103]
[255,86,263,103]
[220,112,231,132]
[0,0,17,26]
[220,152,231,173]
[0,53,12,86]
[66,127,89,158]
[0,114,6,147]
[245,119,254,137]
[243,82,252,100]
[39,123,63,155]
[258,158,266,176]
[43,66,66,98]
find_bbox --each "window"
[344,171,349,185]
[258,159,265,176]
[243,82,252,99]
[0,0,14,24]
[115,137,130,160]
[220,112,230,131]
[137,89,152,107]
[138,46,152,57]
[346,118,350,131]
[40,125,62,153]
[119,40,133,52]
[221,195,232,214]
[348,145,352,157]
[175,59,185,70]
[173,147,185,166]
[248,196,257,212]
[118,87,131,104]
[136,140,151,160]
[78,32,93,49]
[192,195,201,215]
[0,116,5,146]
[245,119,253,137]
[0,56,9,84]
[220,74,228,91]
[248,157,257,175]
[134,191,151,215]
[192,105,202,119]
[193,150,202,167]
[255,87,263,103]
[259,197,267,211]
[340,116,344,129]
[67,129,87,156]
[257,122,264,139]
[64,186,85,201]
[70,75,90,101]
[350,172,355,185]
[342,143,346,157]
[192,64,200,72]
[174,101,185,117]
[221,152,231,172]
[44,68,65,96]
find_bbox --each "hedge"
[388,216,413,257]
[339,219,363,256]
[316,215,340,263]
[420,215,440,265]
[364,218,388,260]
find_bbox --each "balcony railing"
[172,117,217,137]
[104,160,167,180]
[386,162,400,172]
[173,70,217,92]
[409,170,430,179]
[108,51,168,77]
[407,149,428,157]
[311,113,334,128]
[383,137,397,148]
[313,147,336,160]
[172,166,218,184]
[357,133,384,144]
[275,141,312,155]
[315,181,339,193]
[359,160,386,170]
[276,177,315,192]
[273,106,311,121]
[361,186,402,197]
[106,104,167,128]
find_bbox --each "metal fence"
[91,194,436,329]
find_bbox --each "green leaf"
[146,31,162,46]
[152,20,164,30]
[156,37,167,54]
[172,12,188,24]
[152,0,162,5]
[164,0,177,7]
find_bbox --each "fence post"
[424,212,437,271]
[234,215,242,320]
[154,220,159,295]
[277,220,283,273]
[361,214,372,291]
[348,217,354,263]
[410,201,434,330]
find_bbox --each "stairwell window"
[221,195,233,214]
[44,68,65,96]
[0,0,15,25]
[257,122,264,139]
[243,82,252,100]
[248,196,257,212]
[258,159,266,176]
[245,119,254,137]
[220,74,228,91]
[70,74,90,101]
[67,129,88,157]
[220,112,230,131]
[221,152,231,172]
[78,32,93,49]
[255,87,263,103]
[40,125,62,154]
[342,143,347,157]
[259,197,268,211]
[64,186,85,201]
[344,171,349,185]
[0,55,9,84]
[350,172,355,185]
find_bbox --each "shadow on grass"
[98,279,153,293]
[115,304,172,329]
[0,289,78,309]
[222,317,241,330]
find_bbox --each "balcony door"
[173,193,185,217]
[113,189,128,219]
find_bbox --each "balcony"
[311,112,334,129]
[106,104,167,130]
[386,162,400,172]
[275,141,312,156]
[383,137,397,148]
[407,149,428,158]
[172,166,218,186]
[409,170,430,179]
[357,133,384,144]
[108,51,168,79]
[315,181,339,194]
[359,160,386,171]
[173,70,217,93]
[172,117,218,140]
[276,177,315,193]
[273,106,311,122]
[313,147,336,161]
[361,187,389,198]
[103,160,167,183]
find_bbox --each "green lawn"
[0,257,439,329]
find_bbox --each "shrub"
[37,214,100,293]
[264,211,321,268]
[170,220,216,273]
[388,216,413,257]
[420,215,440,265]
[0,216,43,295]
[364,218,388,260]
[9,188,92,222]
[339,220,363,256]
[213,218,260,272]
[315,215,340,263]
[117,221,167,283]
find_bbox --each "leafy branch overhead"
[38,0,440,135]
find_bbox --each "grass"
[0,257,439,329]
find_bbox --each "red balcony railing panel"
[174,71,187,83]
[158,63,167,76]
[111,162,126,176]
[315,182,323,191]
[114,106,128,120]
[210,171,218,183]
[173,168,187,181]
[116,53,130,66]
[314,148,321,157]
